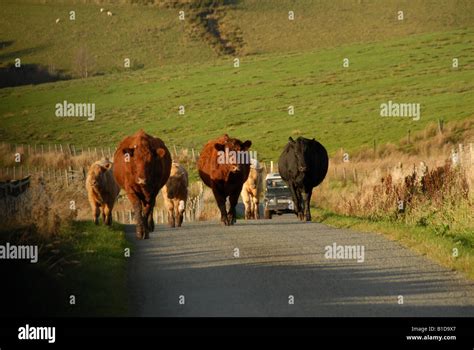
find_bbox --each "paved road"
[126,215,474,317]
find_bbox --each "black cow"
[278,137,329,221]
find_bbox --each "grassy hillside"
[1,27,473,160]
[0,1,216,74]
[2,0,474,75]
[233,0,474,55]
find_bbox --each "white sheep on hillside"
[100,8,105,13]
[55,18,60,24]
[107,11,113,16]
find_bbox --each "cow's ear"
[288,137,295,143]
[223,134,229,142]
[242,140,252,150]
[122,148,134,157]
[156,148,166,158]
[214,143,225,152]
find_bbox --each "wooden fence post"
[438,119,444,134]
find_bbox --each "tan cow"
[241,159,263,219]
[162,162,188,227]
[86,158,120,225]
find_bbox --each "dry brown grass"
[0,175,83,237]
[314,121,474,236]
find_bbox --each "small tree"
[73,46,95,78]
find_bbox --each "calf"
[162,162,188,227]
[241,159,263,219]
[86,158,120,225]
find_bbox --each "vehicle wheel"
[264,209,272,219]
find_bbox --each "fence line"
[2,142,199,161]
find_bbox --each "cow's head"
[214,134,252,173]
[88,159,112,189]
[288,136,311,175]
[122,132,166,186]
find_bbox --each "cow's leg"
[304,190,312,222]
[298,191,305,221]
[128,193,145,239]
[166,200,175,228]
[253,196,260,220]
[228,191,239,225]
[242,191,251,220]
[295,187,305,221]
[104,204,112,226]
[101,205,106,224]
[92,202,100,225]
[289,182,303,220]
[143,202,154,238]
[177,199,185,227]
[146,206,155,233]
[212,187,229,225]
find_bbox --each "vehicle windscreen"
[266,179,288,188]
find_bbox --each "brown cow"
[241,159,263,220]
[197,134,252,226]
[162,162,188,228]
[113,130,171,239]
[86,158,120,225]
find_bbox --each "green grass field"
[1,27,473,160]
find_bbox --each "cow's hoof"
[221,216,230,226]
[136,226,146,239]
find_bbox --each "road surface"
[126,215,474,317]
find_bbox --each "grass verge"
[0,220,129,317]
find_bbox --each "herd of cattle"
[86,130,329,239]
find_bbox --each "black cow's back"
[306,139,329,188]
[278,137,329,190]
